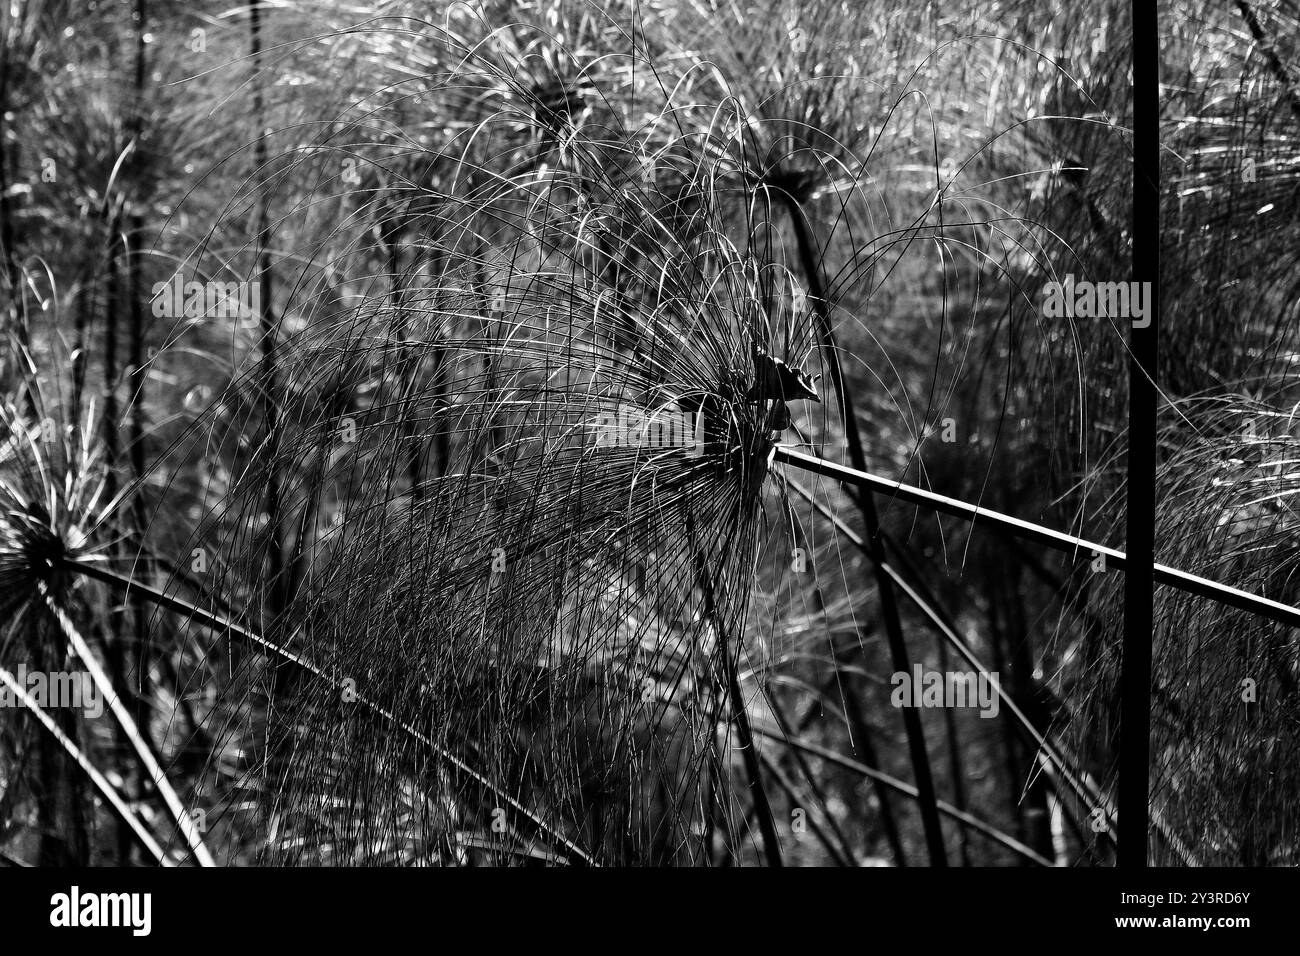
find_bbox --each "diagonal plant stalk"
[680,692,1049,864]
[775,445,1300,629]
[453,833,573,865]
[778,453,1231,866]
[899,553,1192,866]
[838,675,908,864]
[40,585,215,867]
[0,663,169,866]
[1234,0,1300,122]
[744,720,1053,867]
[764,688,859,865]
[780,192,947,866]
[691,538,783,867]
[1034,752,1098,864]
[782,470,1113,842]
[702,682,726,866]
[754,748,854,866]
[61,556,597,866]
[773,479,905,864]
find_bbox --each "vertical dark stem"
[841,675,908,864]
[72,278,91,412]
[110,203,151,862]
[701,673,726,866]
[431,345,448,479]
[765,694,857,865]
[103,220,135,863]
[26,620,89,864]
[102,224,121,481]
[382,209,428,491]
[393,234,419,489]
[690,525,782,867]
[250,0,285,624]
[0,34,32,416]
[94,0,154,866]
[718,617,783,867]
[0,40,14,291]
[425,238,448,481]
[987,592,1025,839]
[127,0,147,518]
[779,487,903,863]
[126,248,145,513]
[1003,560,1055,862]
[1120,0,1159,868]
[126,0,150,723]
[782,193,947,866]
[935,635,971,865]
[753,748,852,865]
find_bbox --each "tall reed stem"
[774,446,1300,628]
[250,0,286,625]
[0,664,169,866]
[1120,0,1160,867]
[781,193,947,866]
[62,557,597,866]
[42,587,215,866]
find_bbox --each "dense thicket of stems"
[2,0,1298,867]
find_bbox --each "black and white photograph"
[0,0,1293,937]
